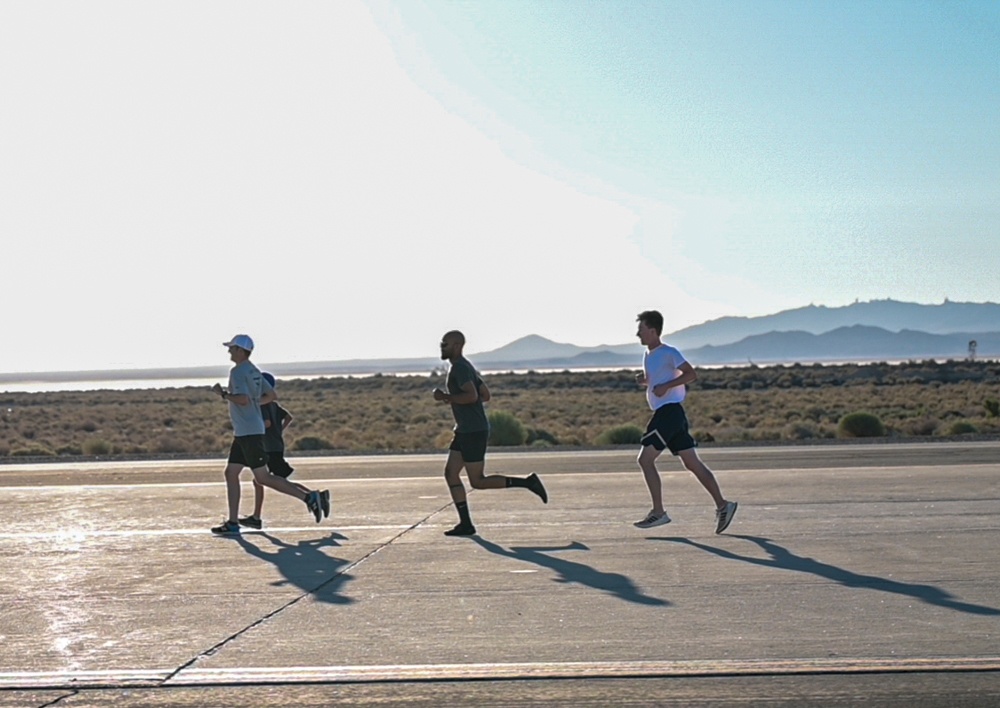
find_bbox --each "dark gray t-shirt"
[446,357,489,433]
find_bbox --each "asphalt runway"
[1,442,999,706]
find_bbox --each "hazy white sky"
[2,0,997,373]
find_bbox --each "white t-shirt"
[643,342,687,410]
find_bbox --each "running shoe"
[320,490,331,518]
[238,515,262,530]
[633,510,672,529]
[305,491,322,523]
[526,473,548,504]
[211,520,241,535]
[444,523,477,537]
[715,501,738,534]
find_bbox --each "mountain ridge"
[2,299,997,383]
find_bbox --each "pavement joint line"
[157,498,458,686]
[2,657,999,690]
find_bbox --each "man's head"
[636,310,663,347]
[223,334,254,363]
[439,330,466,361]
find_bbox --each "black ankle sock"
[505,476,529,489]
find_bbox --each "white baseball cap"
[223,334,255,352]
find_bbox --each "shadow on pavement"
[472,537,670,607]
[235,531,355,604]
[651,534,1000,616]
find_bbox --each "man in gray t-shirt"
[432,330,548,537]
[209,334,329,535]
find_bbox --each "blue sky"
[1,1,997,373]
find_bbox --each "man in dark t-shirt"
[432,330,548,536]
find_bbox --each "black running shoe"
[444,523,477,537]
[211,520,240,535]
[320,490,331,519]
[305,491,322,523]
[527,473,548,504]
[238,515,262,530]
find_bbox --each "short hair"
[636,310,664,335]
[443,330,466,346]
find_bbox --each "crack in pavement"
[160,499,458,685]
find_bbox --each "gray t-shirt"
[227,360,274,437]
[446,357,489,433]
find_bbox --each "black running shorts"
[266,452,295,478]
[449,430,489,463]
[641,403,697,455]
[228,435,269,469]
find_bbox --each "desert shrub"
[985,399,1000,418]
[434,430,454,449]
[594,424,643,445]
[82,439,113,455]
[837,412,886,438]
[155,436,188,454]
[330,428,359,449]
[294,435,335,451]
[946,421,977,436]
[902,417,940,436]
[803,405,827,422]
[488,411,526,446]
[784,422,817,440]
[525,427,559,445]
[11,446,55,457]
[78,420,98,432]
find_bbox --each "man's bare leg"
[444,450,475,535]
[224,463,243,523]
[464,461,507,490]
[677,448,725,508]
[637,445,665,514]
[251,466,309,501]
[251,479,265,518]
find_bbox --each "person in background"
[238,372,329,529]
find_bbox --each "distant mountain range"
[467,299,1000,369]
[249,299,1000,374]
[2,299,997,384]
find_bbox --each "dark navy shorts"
[228,435,269,469]
[449,430,489,464]
[641,403,697,455]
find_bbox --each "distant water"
[0,377,227,394]
[0,366,644,394]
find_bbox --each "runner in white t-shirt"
[632,310,738,534]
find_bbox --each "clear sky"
[2,0,997,373]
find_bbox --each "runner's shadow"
[472,537,669,607]
[235,531,354,605]
[650,534,1000,616]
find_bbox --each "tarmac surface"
[1,442,998,706]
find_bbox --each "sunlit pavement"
[1,443,999,707]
